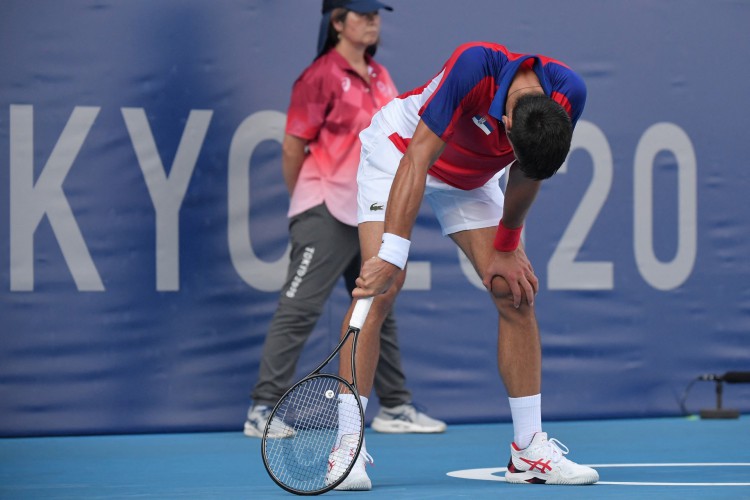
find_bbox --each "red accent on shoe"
[519,457,553,473]
[525,477,547,484]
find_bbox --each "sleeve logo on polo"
[472,115,494,135]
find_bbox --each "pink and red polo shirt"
[285,50,398,226]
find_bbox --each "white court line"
[446,463,750,486]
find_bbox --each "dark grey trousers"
[251,203,411,408]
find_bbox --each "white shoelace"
[356,446,374,466]
[545,438,570,463]
[336,437,374,467]
[359,450,375,465]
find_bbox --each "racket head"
[261,374,364,495]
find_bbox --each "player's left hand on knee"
[482,248,538,308]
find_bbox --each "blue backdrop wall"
[1,0,749,436]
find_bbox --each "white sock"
[336,394,368,446]
[508,393,541,449]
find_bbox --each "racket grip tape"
[349,297,373,330]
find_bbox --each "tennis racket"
[261,297,373,495]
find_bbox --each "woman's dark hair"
[507,93,573,180]
[318,8,378,59]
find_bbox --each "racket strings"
[263,375,363,493]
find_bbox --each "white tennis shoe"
[505,432,599,485]
[325,435,373,491]
[243,405,296,439]
[371,403,447,433]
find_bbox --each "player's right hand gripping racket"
[261,297,373,495]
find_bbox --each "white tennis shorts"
[357,122,507,236]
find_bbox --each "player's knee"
[488,276,525,315]
[489,276,512,301]
[489,276,535,321]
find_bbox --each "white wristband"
[378,233,411,270]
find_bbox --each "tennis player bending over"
[330,41,600,489]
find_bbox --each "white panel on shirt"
[377,70,445,140]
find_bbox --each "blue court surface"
[1,417,748,499]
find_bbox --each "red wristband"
[494,220,523,252]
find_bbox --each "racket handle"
[349,297,373,330]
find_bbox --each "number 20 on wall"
[547,120,697,292]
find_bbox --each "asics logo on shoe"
[385,411,411,422]
[520,457,553,473]
[369,203,384,211]
[327,445,342,472]
[248,412,269,430]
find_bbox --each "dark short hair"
[507,94,573,180]
[318,8,378,59]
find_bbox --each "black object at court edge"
[698,371,750,419]
[698,372,750,384]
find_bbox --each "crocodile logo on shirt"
[370,203,384,211]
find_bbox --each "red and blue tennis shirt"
[377,41,586,190]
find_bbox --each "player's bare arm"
[353,121,445,298]
[481,164,541,308]
[385,120,445,237]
